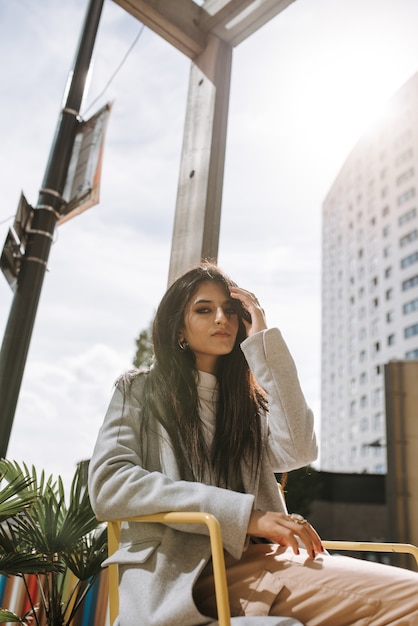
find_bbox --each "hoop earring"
[178,339,189,351]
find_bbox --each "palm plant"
[0,460,107,626]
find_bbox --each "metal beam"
[168,33,232,284]
[202,0,296,47]
[197,0,256,33]
[112,0,296,54]
[112,0,206,58]
[110,0,296,283]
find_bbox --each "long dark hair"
[137,263,267,487]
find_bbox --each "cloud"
[7,342,130,487]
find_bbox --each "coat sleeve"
[88,374,255,560]
[241,328,318,472]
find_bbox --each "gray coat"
[88,328,317,626]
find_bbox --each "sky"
[1,0,418,488]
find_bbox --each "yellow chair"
[106,513,418,626]
[322,539,418,566]
[107,512,231,626]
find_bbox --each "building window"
[384,267,392,278]
[399,207,417,225]
[373,387,383,406]
[395,148,413,166]
[382,205,389,216]
[360,417,369,431]
[406,348,418,359]
[398,188,416,205]
[360,395,368,408]
[383,245,391,258]
[360,371,367,384]
[373,342,381,355]
[396,167,414,185]
[402,275,418,290]
[403,297,418,314]
[400,229,418,247]
[386,310,394,323]
[385,288,394,300]
[387,333,395,346]
[361,443,369,457]
[373,412,383,429]
[401,251,418,268]
[383,225,391,237]
[404,323,418,338]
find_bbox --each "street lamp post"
[0,0,104,458]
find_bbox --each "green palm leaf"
[0,460,39,522]
[0,461,106,626]
[0,609,29,623]
[0,551,59,576]
[64,526,107,580]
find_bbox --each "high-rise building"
[321,71,418,474]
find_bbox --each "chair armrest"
[106,512,231,626]
[322,540,418,567]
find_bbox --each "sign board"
[0,194,33,291]
[59,102,112,225]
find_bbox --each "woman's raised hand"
[247,510,324,559]
[229,286,267,336]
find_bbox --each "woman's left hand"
[229,286,267,336]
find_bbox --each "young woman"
[88,263,418,626]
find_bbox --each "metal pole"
[0,0,104,458]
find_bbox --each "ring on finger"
[289,513,308,525]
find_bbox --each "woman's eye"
[196,307,211,314]
[226,308,237,316]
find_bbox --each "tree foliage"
[133,322,154,369]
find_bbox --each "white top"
[196,370,218,446]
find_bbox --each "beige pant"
[194,544,418,625]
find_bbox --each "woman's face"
[179,280,239,374]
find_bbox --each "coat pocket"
[102,538,161,566]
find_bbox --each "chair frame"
[107,512,231,626]
[322,539,418,565]
[106,514,418,626]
